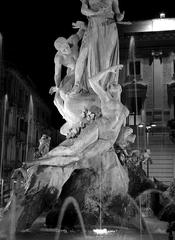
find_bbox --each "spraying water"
[129,36,140,149]
[25,94,34,163]
[54,196,87,240]
[136,188,175,208]
[137,188,171,201]
[9,182,16,240]
[99,160,102,230]
[0,94,8,207]
[125,193,154,240]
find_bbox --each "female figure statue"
[71,0,124,94]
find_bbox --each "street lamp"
[138,122,156,177]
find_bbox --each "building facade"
[0,67,60,180]
[118,17,175,184]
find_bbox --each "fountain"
[0,1,171,240]
[9,186,16,240]
[54,197,87,240]
[129,36,139,147]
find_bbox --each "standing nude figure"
[51,21,86,90]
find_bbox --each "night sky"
[1,0,175,126]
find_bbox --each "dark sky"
[0,0,175,124]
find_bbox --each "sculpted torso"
[53,65,124,137]
[81,0,116,18]
[88,0,112,11]
[54,53,76,73]
[81,0,124,21]
[59,89,101,126]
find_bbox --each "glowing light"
[138,123,144,128]
[93,229,116,235]
[93,228,108,235]
[160,13,165,19]
[152,18,175,31]
[151,123,156,127]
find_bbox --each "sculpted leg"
[53,89,66,120]
[27,155,80,167]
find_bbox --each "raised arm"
[72,21,86,41]
[88,70,109,103]
[76,26,86,40]
[89,65,123,102]
[67,21,86,49]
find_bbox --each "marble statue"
[49,0,125,135]
[50,21,86,90]
[71,0,124,94]
[0,0,136,232]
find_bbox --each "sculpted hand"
[116,11,125,21]
[72,21,86,30]
[49,86,59,95]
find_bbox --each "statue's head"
[107,81,122,99]
[54,37,71,55]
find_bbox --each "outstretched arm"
[89,65,123,102]
[89,70,109,102]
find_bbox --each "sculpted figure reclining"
[27,65,130,168]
